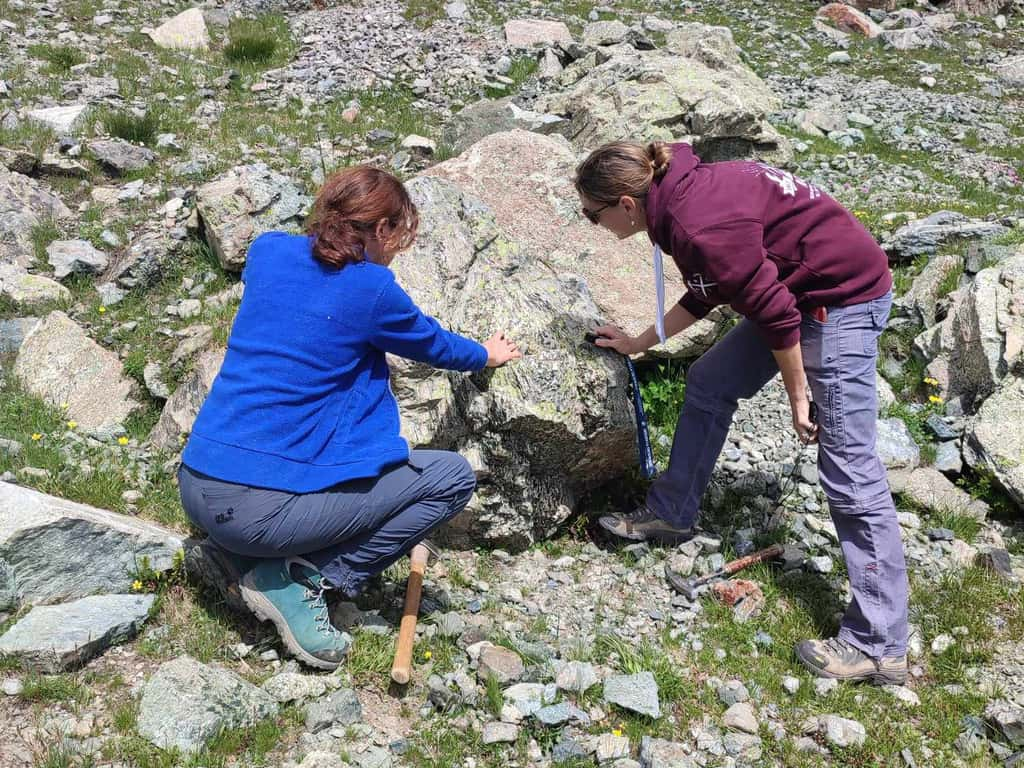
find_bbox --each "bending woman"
[576,141,908,685]
[178,166,520,669]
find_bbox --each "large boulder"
[891,250,962,329]
[426,130,729,360]
[13,311,141,435]
[914,251,1024,409]
[0,263,70,308]
[195,163,310,271]
[0,482,184,606]
[390,176,635,548]
[537,23,789,164]
[442,97,569,155]
[964,377,1024,509]
[993,55,1024,90]
[149,346,226,452]
[0,165,73,269]
[504,19,572,48]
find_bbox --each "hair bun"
[646,142,673,180]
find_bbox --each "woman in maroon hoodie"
[576,141,908,685]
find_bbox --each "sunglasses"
[581,201,615,224]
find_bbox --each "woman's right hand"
[593,324,642,355]
[484,331,522,367]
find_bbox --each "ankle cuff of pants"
[319,562,364,599]
[838,627,891,661]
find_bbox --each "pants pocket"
[200,484,250,528]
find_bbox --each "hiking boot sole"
[239,573,343,671]
[795,646,908,686]
[598,516,692,546]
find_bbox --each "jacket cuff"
[678,292,712,320]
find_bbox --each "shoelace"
[302,585,342,638]
[822,637,858,658]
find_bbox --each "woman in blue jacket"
[178,166,520,669]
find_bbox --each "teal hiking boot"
[240,557,352,670]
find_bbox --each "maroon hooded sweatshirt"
[644,143,892,350]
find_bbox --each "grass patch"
[138,583,242,662]
[27,43,86,73]
[592,634,690,704]
[98,108,161,146]
[930,509,982,543]
[223,15,294,70]
[101,709,295,768]
[30,219,62,270]
[912,567,1024,683]
[345,628,396,688]
[20,672,91,705]
[404,0,446,29]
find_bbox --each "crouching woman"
[178,166,520,669]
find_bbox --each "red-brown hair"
[307,166,419,268]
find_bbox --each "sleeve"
[677,291,713,320]
[690,220,802,350]
[369,274,489,371]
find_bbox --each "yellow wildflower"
[118,436,129,446]
[31,433,42,441]
[98,306,106,314]
[132,579,143,591]
[67,420,77,429]
[929,395,943,404]
[423,650,432,660]
[923,376,939,386]
[61,401,69,409]
[612,728,623,738]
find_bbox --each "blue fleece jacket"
[182,231,488,492]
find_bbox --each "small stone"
[920,76,937,88]
[481,721,518,744]
[46,240,108,280]
[975,549,1013,579]
[931,634,955,654]
[782,676,800,695]
[807,555,833,574]
[827,51,852,64]
[2,678,23,696]
[985,700,1024,747]
[260,649,279,661]
[718,680,750,706]
[433,612,464,638]
[262,672,327,703]
[304,687,362,733]
[555,660,598,693]
[478,645,524,684]
[820,714,867,748]
[603,672,660,718]
[814,678,838,696]
[926,528,955,542]
[722,702,759,734]
[596,732,630,761]
[883,685,920,707]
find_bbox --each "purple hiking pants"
[647,290,909,658]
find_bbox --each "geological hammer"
[665,543,793,601]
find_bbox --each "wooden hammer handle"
[390,543,431,685]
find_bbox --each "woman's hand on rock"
[484,331,521,367]
[592,325,641,356]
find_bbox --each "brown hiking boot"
[796,637,908,685]
[598,505,693,545]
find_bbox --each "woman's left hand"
[791,398,818,444]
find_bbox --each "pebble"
[782,676,801,696]
[2,678,23,696]
[722,702,759,734]
[814,678,838,697]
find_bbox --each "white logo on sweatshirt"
[757,164,821,200]
[687,273,718,296]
